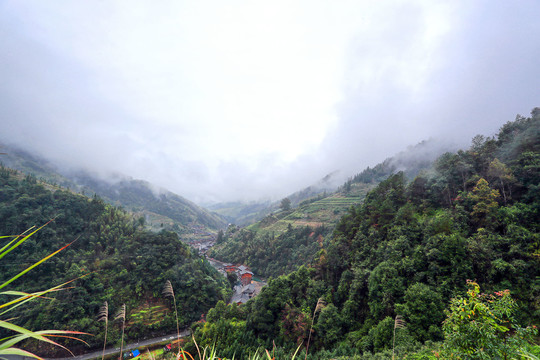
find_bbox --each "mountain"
[0,145,227,235]
[188,108,540,359]
[0,167,231,356]
[205,200,273,226]
[207,138,457,278]
[207,138,456,229]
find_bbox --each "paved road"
[47,329,191,360]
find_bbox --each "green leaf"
[0,238,75,290]
[0,224,45,260]
[0,347,44,360]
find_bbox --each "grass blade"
[0,238,76,290]
[0,347,45,360]
[291,343,303,360]
[0,274,86,315]
[0,320,87,354]
[0,222,51,260]
[0,226,36,255]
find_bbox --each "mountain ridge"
[0,144,227,235]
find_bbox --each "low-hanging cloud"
[1,1,539,204]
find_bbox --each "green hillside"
[208,140,451,279]
[205,200,273,226]
[188,109,540,359]
[0,168,231,356]
[0,145,227,234]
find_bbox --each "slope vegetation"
[208,139,454,278]
[0,169,230,356]
[0,146,227,234]
[190,109,540,359]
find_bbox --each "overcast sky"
[1,1,539,203]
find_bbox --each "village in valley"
[206,258,266,305]
[184,224,266,305]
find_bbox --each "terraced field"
[249,190,371,237]
[128,303,170,326]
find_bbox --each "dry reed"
[392,314,406,360]
[115,304,126,360]
[97,301,109,360]
[163,280,181,353]
[304,298,326,360]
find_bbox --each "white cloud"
[1,0,539,202]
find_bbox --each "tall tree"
[467,178,500,229]
[280,197,292,211]
[487,158,515,204]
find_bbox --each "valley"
[1,110,539,359]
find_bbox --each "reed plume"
[392,314,406,360]
[163,280,181,348]
[115,304,126,360]
[304,298,326,360]
[97,301,109,360]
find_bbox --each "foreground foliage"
[0,225,87,359]
[441,281,538,359]
[0,170,231,355]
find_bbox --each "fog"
[1,1,539,203]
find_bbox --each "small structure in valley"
[224,263,236,273]
[231,283,257,305]
[237,265,253,286]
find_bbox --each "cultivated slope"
[0,167,231,356]
[208,139,456,278]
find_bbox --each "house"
[231,292,251,305]
[231,283,257,305]
[240,269,253,286]
[224,263,236,273]
[241,283,256,297]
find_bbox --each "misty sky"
[1,1,539,203]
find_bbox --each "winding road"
[46,329,191,360]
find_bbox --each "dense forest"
[186,110,540,358]
[0,146,227,233]
[210,223,332,278]
[209,139,453,279]
[0,170,231,355]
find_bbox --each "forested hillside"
[0,146,227,233]
[210,223,332,278]
[0,169,231,355]
[209,139,454,279]
[188,110,540,358]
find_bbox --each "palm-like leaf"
[1,223,87,359]
[394,314,406,329]
[115,304,126,322]
[305,298,326,360]
[97,301,108,323]
[392,315,407,360]
[163,280,175,298]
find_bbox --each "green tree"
[395,283,445,342]
[467,178,500,229]
[487,158,515,204]
[314,303,343,348]
[280,198,292,212]
[368,261,405,319]
[442,280,537,359]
